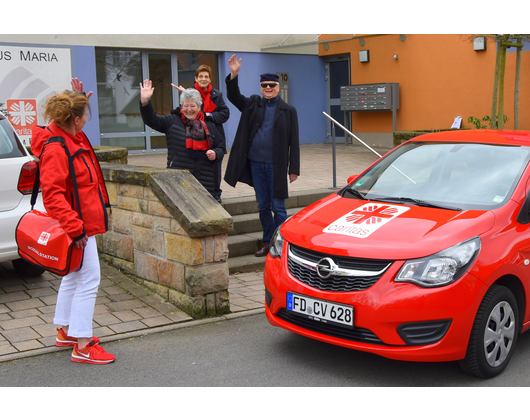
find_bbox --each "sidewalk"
[0,143,385,362]
[127,143,385,199]
[0,260,265,362]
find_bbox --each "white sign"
[0,45,72,145]
[323,203,410,238]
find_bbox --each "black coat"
[223,74,300,199]
[206,87,230,136]
[140,101,226,195]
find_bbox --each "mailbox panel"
[340,83,399,111]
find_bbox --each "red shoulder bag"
[15,137,84,276]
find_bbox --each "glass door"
[144,52,177,150]
[325,56,350,144]
[96,49,177,152]
[95,48,219,153]
[96,49,146,150]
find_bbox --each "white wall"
[1,34,319,55]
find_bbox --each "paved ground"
[0,259,265,362]
[128,143,385,199]
[0,143,386,363]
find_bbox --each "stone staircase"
[222,188,335,273]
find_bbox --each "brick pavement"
[0,260,265,362]
[0,143,385,362]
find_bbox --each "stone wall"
[97,163,233,319]
[93,146,128,164]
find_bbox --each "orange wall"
[319,34,530,132]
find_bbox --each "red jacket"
[31,123,110,241]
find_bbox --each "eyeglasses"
[260,82,279,88]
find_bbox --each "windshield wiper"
[342,188,368,200]
[375,196,462,211]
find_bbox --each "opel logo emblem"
[316,257,337,279]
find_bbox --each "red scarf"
[194,82,217,114]
[180,110,211,151]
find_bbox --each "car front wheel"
[459,285,519,378]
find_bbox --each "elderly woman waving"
[139,80,226,198]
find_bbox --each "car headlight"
[396,237,481,288]
[269,227,285,259]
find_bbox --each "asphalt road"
[2,313,530,388]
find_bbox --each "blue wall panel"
[217,52,326,149]
[68,47,327,148]
[71,46,100,145]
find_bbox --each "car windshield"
[0,117,26,159]
[345,141,530,211]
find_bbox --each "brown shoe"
[255,244,270,257]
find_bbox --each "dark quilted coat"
[140,101,226,195]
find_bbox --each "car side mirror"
[347,175,359,184]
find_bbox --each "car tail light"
[18,160,39,195]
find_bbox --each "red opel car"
[264,130,530,378]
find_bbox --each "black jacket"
[223,74,300,199]
[206,87,230,136]
[140,101,226,195]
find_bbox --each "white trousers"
[53,236,100,338]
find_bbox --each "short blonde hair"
[43,90,90,128]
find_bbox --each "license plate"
[287,292,354,328]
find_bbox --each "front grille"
[288,244,393,292]
[276,308,391,346]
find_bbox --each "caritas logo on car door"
[323,204,410,238]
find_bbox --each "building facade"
[1,34,528,151]
[0,35,327,151]
[318,34,530,146]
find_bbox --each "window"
[177,52,219,90]
[0,118,25,159]
[95,48,219,152]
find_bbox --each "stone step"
[229,206,305,236]
[222,188,333,216]
[228,232,262,258]
[228,254,267,274]
[223,188,336,273]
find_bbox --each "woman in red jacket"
[31,79,114,364]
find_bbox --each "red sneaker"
[55,328,77,347]
[55,328,98,347]
[71,340,115,364]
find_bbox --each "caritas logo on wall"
[323,204,410,238]
[6,99,37,137]
[0,45,72,145]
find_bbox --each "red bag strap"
[31,136,84,225]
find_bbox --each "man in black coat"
[224,54,300,257]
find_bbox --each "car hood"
[282,194,496,260]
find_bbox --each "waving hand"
[140,79,154,106]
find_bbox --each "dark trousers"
[250,160,287,244]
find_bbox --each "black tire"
[11,258,46,277]
[459,285,519,378]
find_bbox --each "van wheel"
[11,258,45,277]
[459,285,518,378]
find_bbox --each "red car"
[264,130,530,378]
